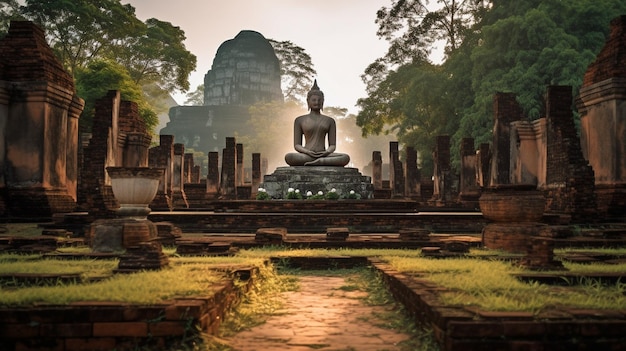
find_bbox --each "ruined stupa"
[161,30,282,154]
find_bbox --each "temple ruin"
[160,30,283,156]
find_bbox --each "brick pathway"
[223,275,413,351]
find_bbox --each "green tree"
[269,39,317,102]
[373,0,488,66]
[454,0,626,146]
[21,0,144,78]
[114,18,196,93]
[357,60,454,175]
[75,59,157,133]
[358,0,488,173]
[184,84,205,106]
[359,0,626,174]
[0,0,20,37]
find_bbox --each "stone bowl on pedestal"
[479,184,547,254]
[478,184,545,223]
[106,167,164,219]
[88,167,164,253]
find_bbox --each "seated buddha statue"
[284,80,350,167]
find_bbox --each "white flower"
[295,189,300,193]
[317,191,323,195]
[306,191,313,197]
[350,190,355,194]
[288,187,294,193]
[330,188,337,193]
[258,187,266,192]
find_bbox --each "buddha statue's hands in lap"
[284,81,350,167]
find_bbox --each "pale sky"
[124,0,391,113]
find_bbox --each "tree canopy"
[269,39,317,103]
[357,0,626,175]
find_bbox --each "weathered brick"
[148,321,188,336]
[40,323,92,337]
[93,322,148,337]
[64,337,117,351]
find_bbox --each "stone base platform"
[261,166,373,199]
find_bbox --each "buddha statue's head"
[307,80,324,110]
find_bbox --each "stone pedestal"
[87,218,158,253]
[261,166,373,199]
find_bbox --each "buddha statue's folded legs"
[285,152,350,166]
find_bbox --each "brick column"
[171,143,188,208]
[220,137,237,199]
[184,153,194,184]
[389,141,404,198]
[490,92,523,186]
[372,151,383,190]
[236,143,244,186]
[477,143,491,188]
[459,138,479,201]
[149,135,174,211]
[430,135,452,204]
[404,146,420,198]
[206,151,219,199]
[252,153,261,195]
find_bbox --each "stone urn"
[478,184,545,223]
[106,167,164,218]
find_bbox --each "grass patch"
[0,262,227,306]
[0,223,43,237]
[381,254,626,312]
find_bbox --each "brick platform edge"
[371,259,626,351]
[0,268,256,351]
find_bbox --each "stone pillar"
[0,80,8,215]
[577,15,626,217]
[66,95,83,204]
[220,137,237,199]
[490,92,523,186]
[544,86,596,220]
[252,153,261,196]
[118,100,150,168]
[389,142,404,198]
[372,151,383,190]
[0,21,85,216]
[82,90,122,217]
[171,143,188,208]
[149,135,174,211]
[261,157,268,178]
[510,119,546,187]
[184,153,194,184]
[430,135,452,205]
[206,151,220,198]
[459,138,479,201]
[123,132,151,168]
[404,147,420,199]
[236,143,244,186]
[191,165,201,184]
[477,143,491,188]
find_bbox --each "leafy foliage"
[184,84,205,106]
[269,39,317,102]
[358,0,626,174]
[75,59,158,133]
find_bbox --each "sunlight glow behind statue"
[284,80,350,166]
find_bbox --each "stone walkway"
[222,275,414,351]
